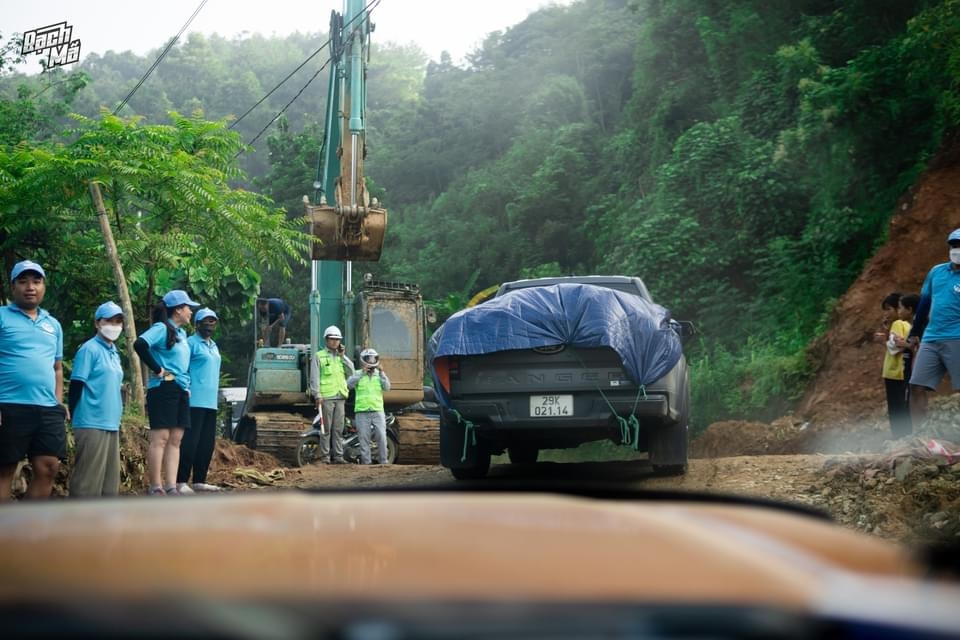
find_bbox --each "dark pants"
[884,378,912,438]
[177,407,217,484]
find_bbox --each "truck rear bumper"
[449,393,674,430]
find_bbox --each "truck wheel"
[450,451,491,480]
[296,434,322,467]
[651,461,687,476]
[508,446,539,465]
[649,372,690,476]
[440,408,491,479]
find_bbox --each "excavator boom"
[308,0,386,261]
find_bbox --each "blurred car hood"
[2,491,955,617]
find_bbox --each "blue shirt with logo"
[0,304,62,406]
[188,333,221,409]
[919,262,960,342]
[71,334,124,430]
[138,321,191,389]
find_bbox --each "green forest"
[2,0,958,432]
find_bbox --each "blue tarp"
[428,283,684,403]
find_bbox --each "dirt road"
[226,448,957,546]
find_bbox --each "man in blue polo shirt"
[0,260,66,500]
[907,227,960,425]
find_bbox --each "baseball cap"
[195,308,218,323]
[948,228,960,243]
[162,289,201,308]
[11,260,45,281]
[95,301,124,320]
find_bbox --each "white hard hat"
[360,348,380,367]
[323,325,343,339]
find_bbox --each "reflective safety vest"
[354,373,385,412]
[316,349,349,398]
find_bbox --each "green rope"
[451,409,477,462]
[571,351,648,449]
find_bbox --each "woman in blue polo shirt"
[68,301,126,497]
[133,289,200,496]
[176,308,222,493]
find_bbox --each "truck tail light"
[434,357,460,393]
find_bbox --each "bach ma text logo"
[21,22,81,69]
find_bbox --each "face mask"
[99,324,123,342]
[198,324,216,338]
[950,248,960,265]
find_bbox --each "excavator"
[232,0,431,466]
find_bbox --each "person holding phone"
[311,325,354,464]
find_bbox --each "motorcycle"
[297,412,399,467]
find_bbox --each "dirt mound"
[797,136,960,424]
[691,416,808,458]
[205,439,290,488]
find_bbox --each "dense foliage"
[1,0,957,428]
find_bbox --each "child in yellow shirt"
[880,293,912,438]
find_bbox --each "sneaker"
[331,458,347,465]
[164,486,180,495]
[148,486,166,496]
[176,483,195,494]
[192,483,221,492]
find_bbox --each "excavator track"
[244,411,310,467]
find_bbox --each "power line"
[241,58,332,152]
[235,0,383,150]
[228,44,328,130]
[113,0,209,115]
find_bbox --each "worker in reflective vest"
[311,325,354,464]
[346,348,391,464]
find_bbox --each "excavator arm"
[307,0,387,261]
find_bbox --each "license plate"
[530,394,573,417]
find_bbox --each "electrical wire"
[241,59,332,152]
[228,44,329,130]
[113,0,209,114]
[235,0,383,150]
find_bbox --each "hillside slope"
[798,134,960,426]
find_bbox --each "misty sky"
[4,0,574,73]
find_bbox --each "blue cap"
[948,228,960,243]
[195,308,218,323]
[162,289,201,308]
[11,260,45,281]
[95,301,124,320]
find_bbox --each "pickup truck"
[430,275,693,480]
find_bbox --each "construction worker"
[257,297,291,347]
[311,325,354,463]
[347,348,391,464]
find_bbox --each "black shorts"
[146,381,191,429]
[0,403,67,465]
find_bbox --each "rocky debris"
[804,397,960,544]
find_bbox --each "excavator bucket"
[307,202,387,262]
